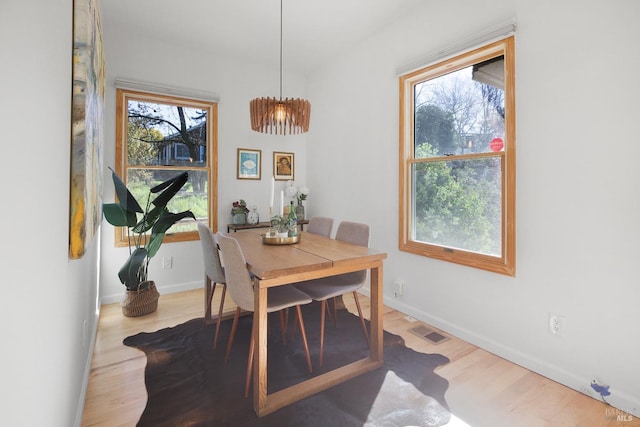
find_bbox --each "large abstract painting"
[69,0,105,259]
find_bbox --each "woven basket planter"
[121,281,160,317]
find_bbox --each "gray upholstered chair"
[216,233,313,397]
[306,216,334,237]
[282,215,333,332]
[295,221,370,367]
[197,223,227,348]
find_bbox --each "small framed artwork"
[274,151,294,181]
[237,148,261,179]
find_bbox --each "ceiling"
[100,0,424,74]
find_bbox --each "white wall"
[307,0,640,416]
[5,1,635,425]
[97,0,640,418]
[98,24,310,301]
[0,1,100,426]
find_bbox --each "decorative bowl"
[262,233,301,245]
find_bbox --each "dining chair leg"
[331,297,338,327]
[325,299,334,323]
[284,307,290,338]
[224,307,242,363]
[352,291,370,347]
[245,319,257,398]
[203,276,213,326]
[279,310,287,345]
[289,306,298,341]
[319,299,326,368]
[295,305,313,373]
[213,284,226,349]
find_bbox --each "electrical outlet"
[162,256,173,270]
[549,313,565,336]
[394,280,405,297]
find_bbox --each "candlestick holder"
[266,206,276,237]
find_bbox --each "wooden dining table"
[224,230,387,417]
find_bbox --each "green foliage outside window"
[413,142,501,255]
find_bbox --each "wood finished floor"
[81,289,637,426]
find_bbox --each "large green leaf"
[152,210,197,235]
[151,171,189,208]
[145,211,196,259]
[103,203,138,227]
[132,206,166,234]
[118,247,148,289]
[145,233,165,260]
[109,167,143,214]
[151,170,188,193]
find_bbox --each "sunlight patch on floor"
[365,370,450,426]
[442,413,472,426]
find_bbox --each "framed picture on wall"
[274,151,294,181]
[237,148,261,179]
[69,0,105,259]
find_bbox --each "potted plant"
[284,181,309,220]
[270,214,296,237]
[231,199,249,224]
[295,186,309,220]
[103,167,196,317]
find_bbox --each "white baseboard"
[100,281,201,305]
[73,308,100,427]
[361,289,640,419]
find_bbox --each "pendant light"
[249,0,311,135]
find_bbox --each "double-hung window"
[114,87,218,246]
[399,36,515,275]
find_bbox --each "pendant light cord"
[279,0,283,101]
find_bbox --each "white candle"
[279,190,284,216]
[269,176,275,215]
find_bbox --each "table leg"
[369,265,384,361]
[253,281,268,413]
[250,261,384,417]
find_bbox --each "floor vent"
[409,325,449,344]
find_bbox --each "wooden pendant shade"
[249,0,311,135]
[250,97,311,135]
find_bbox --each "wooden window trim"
[398,36,516,276]
[114,88,218,247]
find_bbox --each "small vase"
[295,202,305,220]
[232,213,246,225]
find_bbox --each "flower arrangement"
[231,199,249,215]
[283,181,310,206]
[285,180,298,198]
